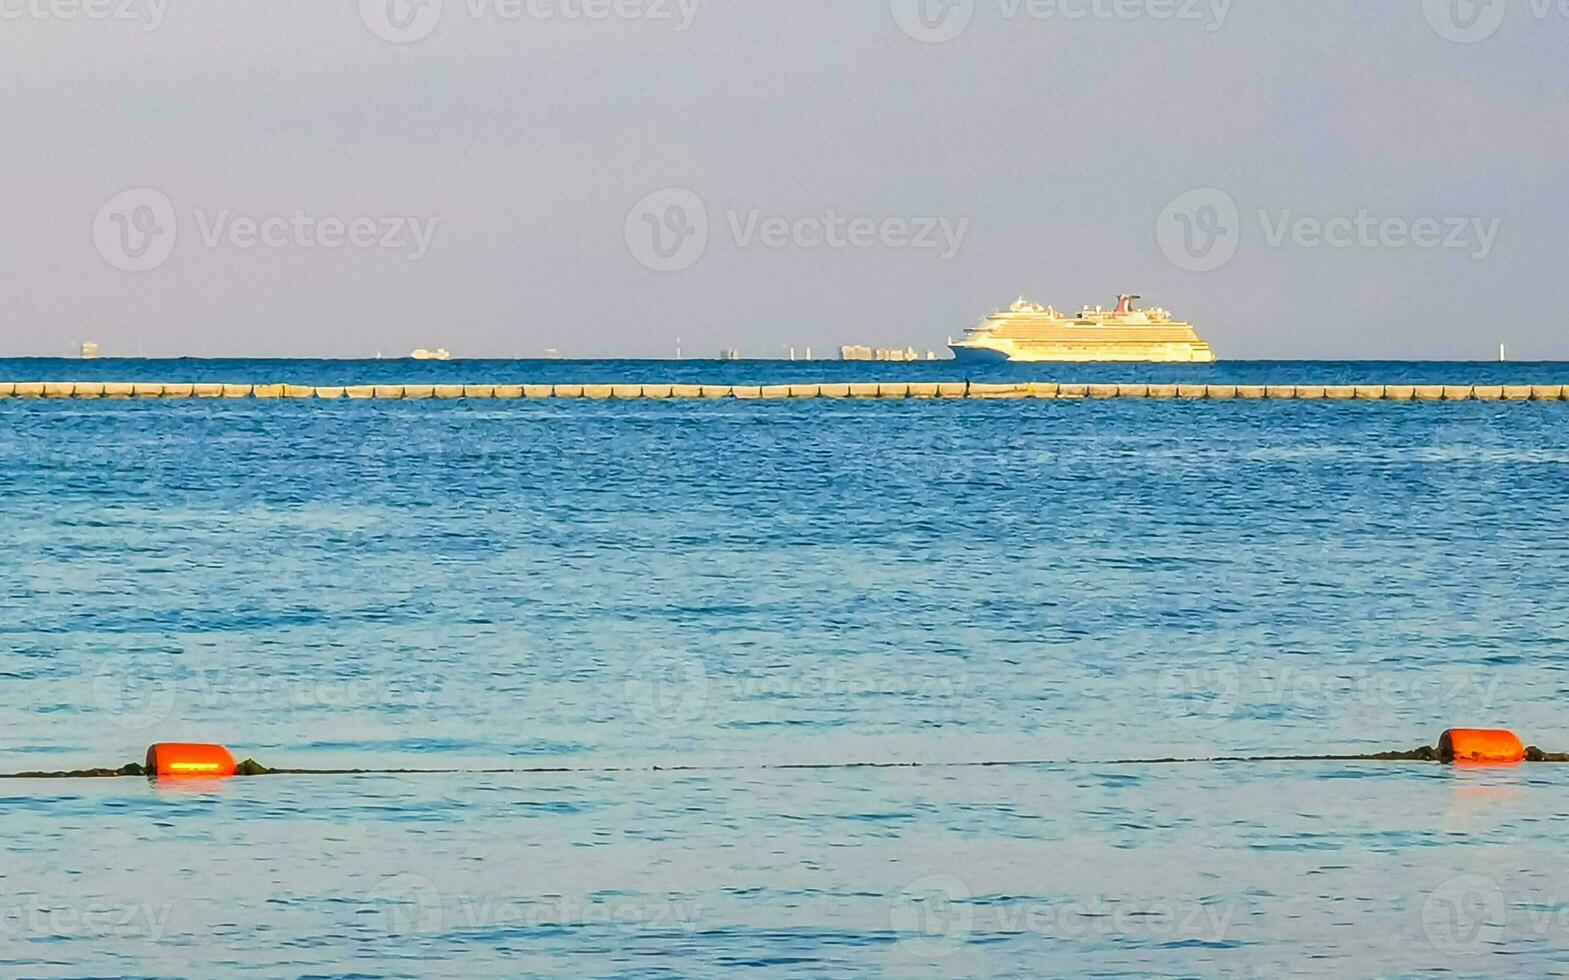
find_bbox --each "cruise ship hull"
[949,340,1216,363]
[948,345,1013,363]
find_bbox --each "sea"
[2,359,1567,978]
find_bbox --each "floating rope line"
[4,732,1563,780]
[1,381,1568,401]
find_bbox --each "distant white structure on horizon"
[840,345,924,362]
[411,348,452,361]
[80,341,100,359]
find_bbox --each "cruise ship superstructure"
[949,295,1215,363]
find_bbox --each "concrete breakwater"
[1,381,1566,401]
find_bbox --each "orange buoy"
[145,743,238,778]
[1437,729,1526,765]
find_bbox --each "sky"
[2,0,1566,360]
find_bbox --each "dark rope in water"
[5,745,1568,779]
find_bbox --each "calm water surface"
[3,361,1567,976]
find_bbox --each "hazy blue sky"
[2,1,1565,359]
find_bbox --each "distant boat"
[411,348,452,361]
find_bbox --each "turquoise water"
[3,361,1568,976]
